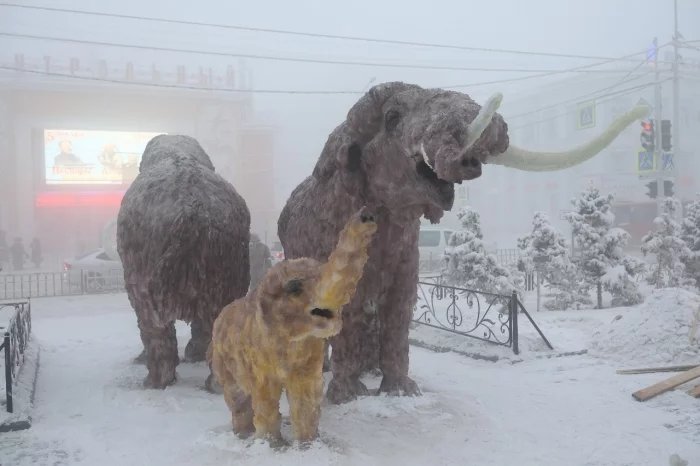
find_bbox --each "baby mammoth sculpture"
[278,81,649,404]
[208,207,377,446]
[117,134,250,389]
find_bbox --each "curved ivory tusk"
[485,104,650,171]
[419,143,433,170]
[465,92,504,150]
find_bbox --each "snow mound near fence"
[589,288,700,366]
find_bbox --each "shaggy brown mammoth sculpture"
[278,81,648,404]
[117,134,250,389]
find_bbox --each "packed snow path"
[0,294,698,466]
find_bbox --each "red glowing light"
[35,192,125,208]
[642,122,652,131]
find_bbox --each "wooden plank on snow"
[632,366,700,402]
[617,364,699,375]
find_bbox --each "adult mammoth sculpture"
[117,134,250,389]
[278,81,648,405]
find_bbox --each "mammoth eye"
[284,279,303,296]
[385,110,400,130]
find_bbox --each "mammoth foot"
[204,373,224,394]
[183,338,208,363]
[143,371,177,390]
[132,349,147,365]
[378,375,421,397]
[325,376,370,405]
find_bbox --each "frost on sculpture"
[117,134,250,389]
[208,207,377,446]
[277,81,648,404]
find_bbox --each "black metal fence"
[412,276,552,354]
[0,300,32,413]
[0,269,125,300]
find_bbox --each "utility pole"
[653,37,663,216]
[671,0,681,208]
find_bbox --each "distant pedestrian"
[249,234,272,290]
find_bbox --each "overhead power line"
[505,69,655,120]
[0,32,659,74]
[441,47,670,91]
[0,65,359,94]
[509,78,671,131]
[0,58,665,97]
[0,2,675,64]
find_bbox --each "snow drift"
[590,288,700,366]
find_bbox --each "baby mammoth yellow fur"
[208,207,377,445]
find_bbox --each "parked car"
[270,240,284,265]
[418,228,454,274]
[62,248,124,292]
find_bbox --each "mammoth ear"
[312,136,363,180]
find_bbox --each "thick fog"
[1,0,699,254]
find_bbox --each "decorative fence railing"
[412,276,552,354]
[0,269,125,300]
[0,300,31,413]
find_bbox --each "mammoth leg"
[359,300,381,377]
[378,245,421,397]
[220,368,254,438]
[138,313,179,389]
[251,379,286,447]
[326,296,371,404]
[184,316,212,363]
[133,348,147,365]
[286,373,324,443]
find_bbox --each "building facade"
[0,55,278,255]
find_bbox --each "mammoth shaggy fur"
[279,81,646,404]
[117,134,250,389]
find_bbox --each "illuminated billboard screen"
[44,129,165,185]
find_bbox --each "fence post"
[4,331,12,413]
[511,291,519,355]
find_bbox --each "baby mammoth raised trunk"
[313,207,377,316]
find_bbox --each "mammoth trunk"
[313,209,377,311]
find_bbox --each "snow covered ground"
[0,292,699,466]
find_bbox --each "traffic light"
[640,120,655,152]
[645,180,658,199]
[661,119,672,151]
[663,179,674,197]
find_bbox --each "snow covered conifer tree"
[680,193,700,290]
[518,211,590,311]
[641,197,693,289]
[567,185,645,308]
[442,206,518,296]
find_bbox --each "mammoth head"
[316,81,648,223]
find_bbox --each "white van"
[418,228,454,274]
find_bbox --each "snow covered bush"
[442,206,519,296]
[641,197,694,289]
[566,185,645,308]
[680,193,700,290]
[518,211,590,311]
